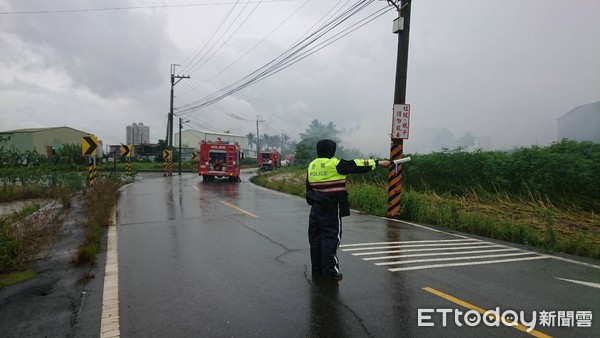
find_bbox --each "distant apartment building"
[557,101,600,143]
[126,122,150,145]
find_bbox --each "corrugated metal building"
[557,101,600,143]
[0,126,93,155]
[175,130,251,156]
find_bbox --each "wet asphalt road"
[115,171,599,337]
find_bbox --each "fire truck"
[198,140,242,182]
[258,150,281,171]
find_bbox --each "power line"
[178,79,254,121]
[177,0,372,112]
[201,0,311,84]
[184,0,265,76]
[180,1,243,74]
[0,0,300,15]
[178,1,390,115]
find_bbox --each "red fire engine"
[258,150,281,171]
[198,140,242,182]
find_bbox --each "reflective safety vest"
[307,158,376,193]
[308,158,346,193]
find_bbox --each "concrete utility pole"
[168,64,190,149]
[178,118,189,175]
[387,0,412,217]
[256,115,265,155]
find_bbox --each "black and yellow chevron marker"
[387,142,404,217]
[91,164,97,187]
[88,161,94,187]
[125,160,131,176]
[163,161,168,177]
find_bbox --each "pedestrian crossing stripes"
[340,238,547,272]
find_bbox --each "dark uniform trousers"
[308,199,342,276]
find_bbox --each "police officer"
[306,139,391,280]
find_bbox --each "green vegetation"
[0,271,37,289]
[1,202,65,273]
[252,140,600,259]
[1,147,124,281]
[72,180,122,266]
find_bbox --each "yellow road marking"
[423,287,552,338]
[220,200,258,218]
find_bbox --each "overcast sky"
[1,0,599,157]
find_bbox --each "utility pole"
[168,64,190,149]
[178,118,189,175]
[256,115,265,156]
[387,0,412,217]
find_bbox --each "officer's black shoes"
[331,273,343,281]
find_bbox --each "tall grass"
[72,179,122,265]
[403,139,600,212]
[0,203,65,273]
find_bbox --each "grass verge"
[72,179,122,266]
[251,168,600,259]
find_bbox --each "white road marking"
[388,256,548,272]
[342,241,485,252]
[381,218,600,270]
[382,218,468,238]
[101,209,120,338]
[350,243,500,256]
[376,252,535,266]
[556,278,600,289]
[339,238,476,247]
[362,247,519,261]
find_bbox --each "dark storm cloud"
[1,0,176,98]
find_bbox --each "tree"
[457,132,476,150]
[55,143,84,164]
[246,132,256,151]
[299,120,341,143]
[294,120,342,165]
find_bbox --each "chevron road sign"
[82,136,98,156]
[121,144,132,157]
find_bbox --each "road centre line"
[339,238,477,247]
[423,287,551,338]
[219,200,258,218]
[349,243,500,256]
[342,241,489,252]
[376,252,535,266]
[362,248,519,261]
[388,256,548,272]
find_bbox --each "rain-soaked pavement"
[114,170,599,337]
